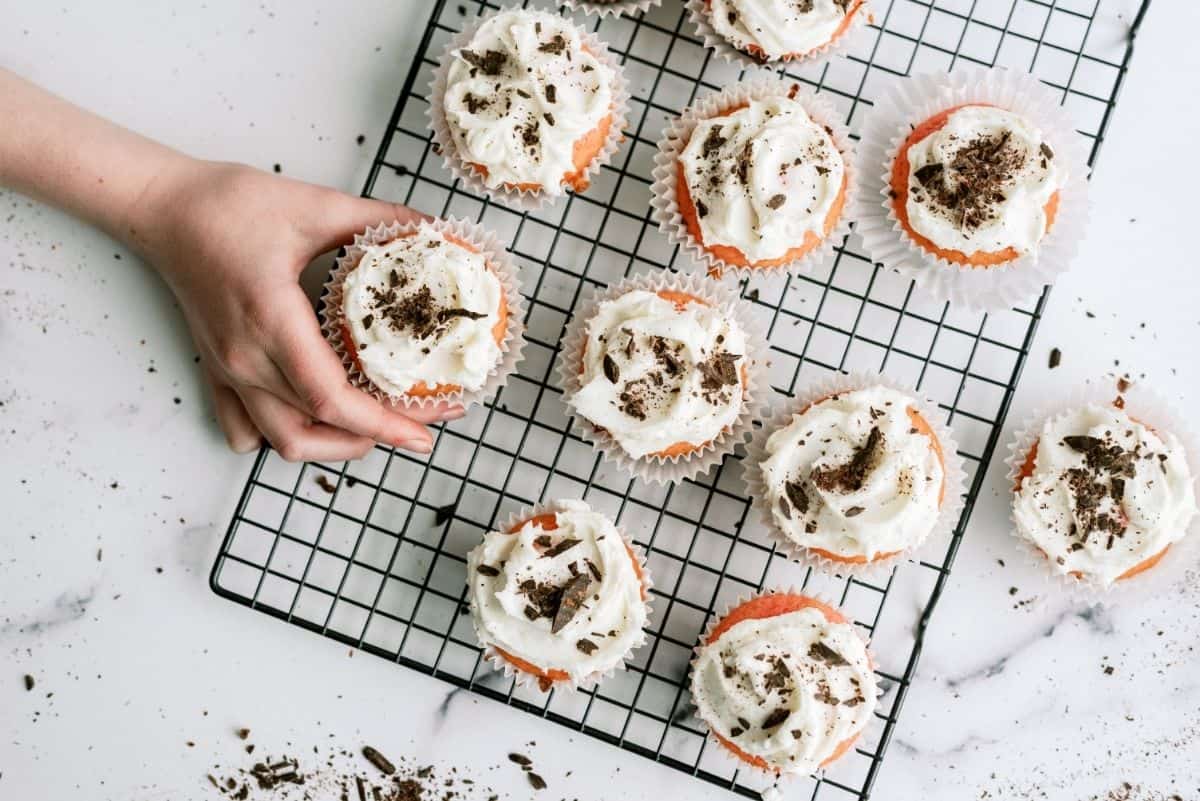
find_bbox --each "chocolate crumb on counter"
[362,746,396,775]
[1049,347,1062,369]
[527,772,547,790]
[315,475,337,494]
[435,503,457,526]
[23,674,35,691]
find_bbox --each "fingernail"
[443,406,467,420]
[396,437,433,454]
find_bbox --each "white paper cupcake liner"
[557,0,660,19]
[1003,379,1200,605]
[427,7,631,213]
[650,75,857,281]
[685,0,870,69]
[741,370,967,582]
[687,587,880,779]
[466,499,655,693]
[320,216,526,410]
[556,272,772,485]
[855,65,1091,312]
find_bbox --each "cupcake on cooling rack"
[690,591,877,775]
[687,0,868,66]
[558,273,768,484]
[429,7,628,210]
[744,377,964,573]
[322,218,524,407]
[856,66,1090,310]
[1008,386,1198,593]
[652,77,854,278]
[466,499,651,691]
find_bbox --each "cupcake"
[430,7,627,209]
[1011,401,1198,590]
[856,66,1090,310]
[558,273,768,484]
[744,378,964,572]
[890,104,1063,267]
[690,592,877,775]
[652,78,853,279]
[466,499,651,691]
[323,218,524,407]
[689,0,868,66]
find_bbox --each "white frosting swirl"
[691,605,877,774]
[444,9,614,192]
[341,223,502,395]
[904,105,1063,256]
[1013,404,1197,587]
[680,95,844,263]
[466,500,647,681]
[761,386,944,560]
[567,290,747,460]
[709,0,856,61]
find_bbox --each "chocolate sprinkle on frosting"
[602,354,620,383]
[912,129,1028,231]
[541,537,581,559]
[551,573,592,634]
[537,34,567,54]
[808,640,848,666]
[761,708,790,730]
[460,49,508,76]
[765,194,786,210]
[575,638,598,655]
[811,426,883,494]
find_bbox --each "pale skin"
[0,68,461,461]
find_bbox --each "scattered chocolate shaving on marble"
[1049,347,1061,369]
[508,753,532,767]
[362,747,396,776]
[527,772,547,791]
[435,503,457,526]
[24,674,34,691]
[551,573,592,634]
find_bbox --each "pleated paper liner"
[855,64,1091,311]
[742,370,967,582]
[556,271,771,485]
[557,0,660,19]
[687,587,880,780]
[464,498,654,693]
[684,0,871,70]
[650,74,857,281]
[428,6,631,212]
[1003,379,1200,605]
[320,216,526,409]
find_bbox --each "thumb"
[308,190,433,254]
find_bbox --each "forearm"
[0,68,192,251]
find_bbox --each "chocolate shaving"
[602,354,620,383]
[811,427,883,494]
[459,49,507,76]
[729,726,744,737]
[700,126,727,159]
[761,708,790,730]
[808,641,848,666]
[1040,142,1054,160]
[361,313,374,330]
[576,638,598,655]
[508,753,532,766]
[541,538,581,559]
[545,84,557,103]
[463,92,491,114]
[911,129,1025,231]
[362,746,396,775]
[527,772,547,791]
[584,558,602,581]
[697,350,741,400]
[476,564,501,577]
[1049,347,1061,369]
[784,480,809,516]
[844,506,865,517]
[537,34,567,54]
[551,573,592,634]
[765,194,786,210]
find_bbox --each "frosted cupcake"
[690,592,877,775]
[466,500,650,691]
[1012,403,1197,589]
[431,7,626,208]
[744,381,963,572]
[890,104,1063,267]
[323,218,523,407]
[652,78,853,279]
[689,0,868,66]
[558,274,768,484]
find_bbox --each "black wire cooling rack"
[210,1,1149,797]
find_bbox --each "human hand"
[129,159,461,461]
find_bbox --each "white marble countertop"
[2,2,1198,800]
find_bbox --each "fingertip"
[230,435,263,455]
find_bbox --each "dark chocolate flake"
[575,638,598,655]
[844,506,865,517]
[761,708,790,730]
[765,194,786,210]
[551,573,592,634]
[602,354,620,383]
[808,641,848,666]
[541,538,582,559]
[476,564,501,577]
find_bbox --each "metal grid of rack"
[210,1,1148,797]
